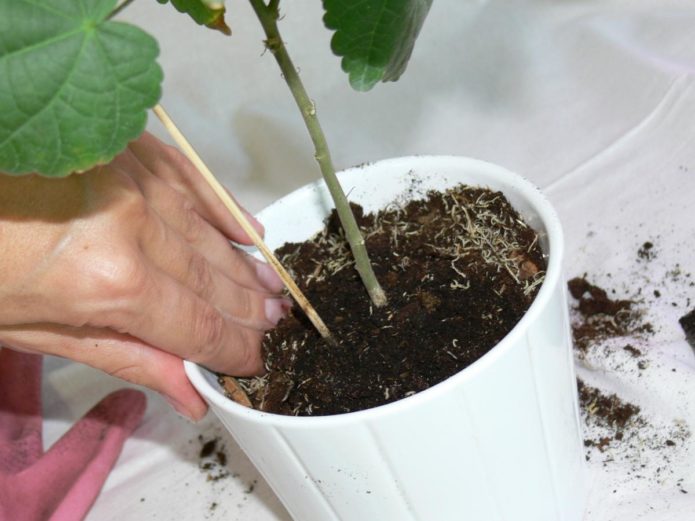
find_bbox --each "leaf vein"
[17,0,77,21]
[0,33,89,150]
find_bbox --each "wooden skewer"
[153,104,333,342]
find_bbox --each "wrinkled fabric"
[0,349,145,521]
[37,1,695,519]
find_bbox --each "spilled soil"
[680,308,695,347]
[568,264,691,492]
[568,276,653,355]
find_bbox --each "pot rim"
[185,155,564,426]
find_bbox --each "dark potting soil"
[679,308,695,348]
[197,436,230,482]
[230,185,547,416]
[568,272,690,478]
[568,276,653,354]
[637,241,657,261]
[577,379,640,453]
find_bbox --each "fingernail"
[244,209,265,237]
[265,297,292,326]
[256,262,285,292]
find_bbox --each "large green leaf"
[322,0,433,91]
[157,0,231,35]
[0,0,163,177]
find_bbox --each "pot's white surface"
[185,157,587,521]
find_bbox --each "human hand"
[0,132,290,420]
[0,348,146,521]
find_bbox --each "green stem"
[107,0,136,20]
[248,0,387,307]
[267,0,280,14]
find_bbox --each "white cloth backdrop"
[38,1,695,519]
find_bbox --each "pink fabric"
[0,349,146,521]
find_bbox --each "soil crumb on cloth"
[190,432,268,520]
[577,377,689,478]
[568,276,654,355]
[233,185,547,416]
[198,436,230,482]
[679,308,695,348]
[578,380,639,453]
[637,241,657,262]
[568,270,691,494]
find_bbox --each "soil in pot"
[228,183,547,416]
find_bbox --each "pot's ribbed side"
[187,156,588,521]
[209,281,585,521]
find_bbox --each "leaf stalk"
[107,0,136,20]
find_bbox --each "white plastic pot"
[185,156,587,521]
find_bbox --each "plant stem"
[107,0,136,20]
[248,0,388,307]
[267,0,280,14]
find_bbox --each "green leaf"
[0,0,163,177]
[322,0,433,91]
[157,0,231,35]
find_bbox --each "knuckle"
[146,152,172,178]
[162,142,189,168]
[226,249,249,274]
[83,252,149,304]
[192,306,227,360]
[187,254,214,299]
[155,141,190,175]
[111,170,149,221]
[128,196,150,224]
[235,290,254,320]
[180,201,204,242]
[234,330,264,376]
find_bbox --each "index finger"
[127,132,264,245]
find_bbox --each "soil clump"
[679,308,695,348]
[568,271,690,490]
[568,276,653,354]
[232,185,546,415]
[198,436,230,482]
[577,380,640,452]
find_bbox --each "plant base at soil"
[229,185,547,415]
